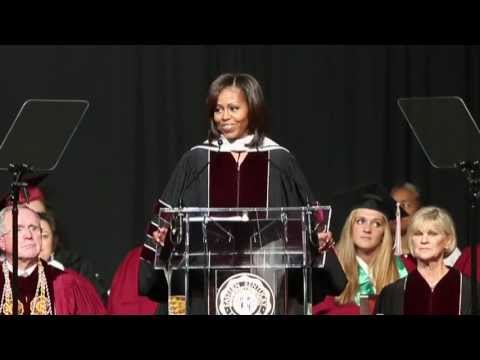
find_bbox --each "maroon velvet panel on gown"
[404,268,460,315]
[209,152,268,207]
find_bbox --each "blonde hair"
[406,206,457,257]
[335,209,400,305]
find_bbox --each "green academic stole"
[354,256,408,306]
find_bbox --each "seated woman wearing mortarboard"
[313,184,416,315]
[376,206,480,315]
[139,73,347,314]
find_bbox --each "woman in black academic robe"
[139,73,347,314]
[376,206,480,315]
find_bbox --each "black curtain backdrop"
[0,45,478,287]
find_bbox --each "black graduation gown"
[139,141,347,314]
[375,267,480,315]
[155,142,314,208]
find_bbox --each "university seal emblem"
[216,273,275,315]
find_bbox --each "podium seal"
[216,273,275,315]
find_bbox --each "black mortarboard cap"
[329,183,407,241]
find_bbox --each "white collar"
[5,260,38,278]
[198,135,287,153]
[48,254,65,271]
[356,255,371,275]
[219,134,255,151]
[444,247,462,267]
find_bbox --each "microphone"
[151,155,211,265]
[167,160,210,249]
[178,137,223,207]
[151,160,210,266]
[267,157,312,206]
[267,157,325,251]
[177,160,210,208]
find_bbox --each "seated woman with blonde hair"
[376,206,480,315]
[314,184,414,315]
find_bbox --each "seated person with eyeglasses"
[0,205,106,315]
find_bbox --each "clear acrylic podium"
[151,205,331,315]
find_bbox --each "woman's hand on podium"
[152,227,168,246]
[317,230,335,252]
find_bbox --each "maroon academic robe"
[0,260,106,315]
[53,269,107,315]
[107,246,159,315]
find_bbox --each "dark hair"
[38,210,59,251]
[206,73,268,148]
[391,182,423,205]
